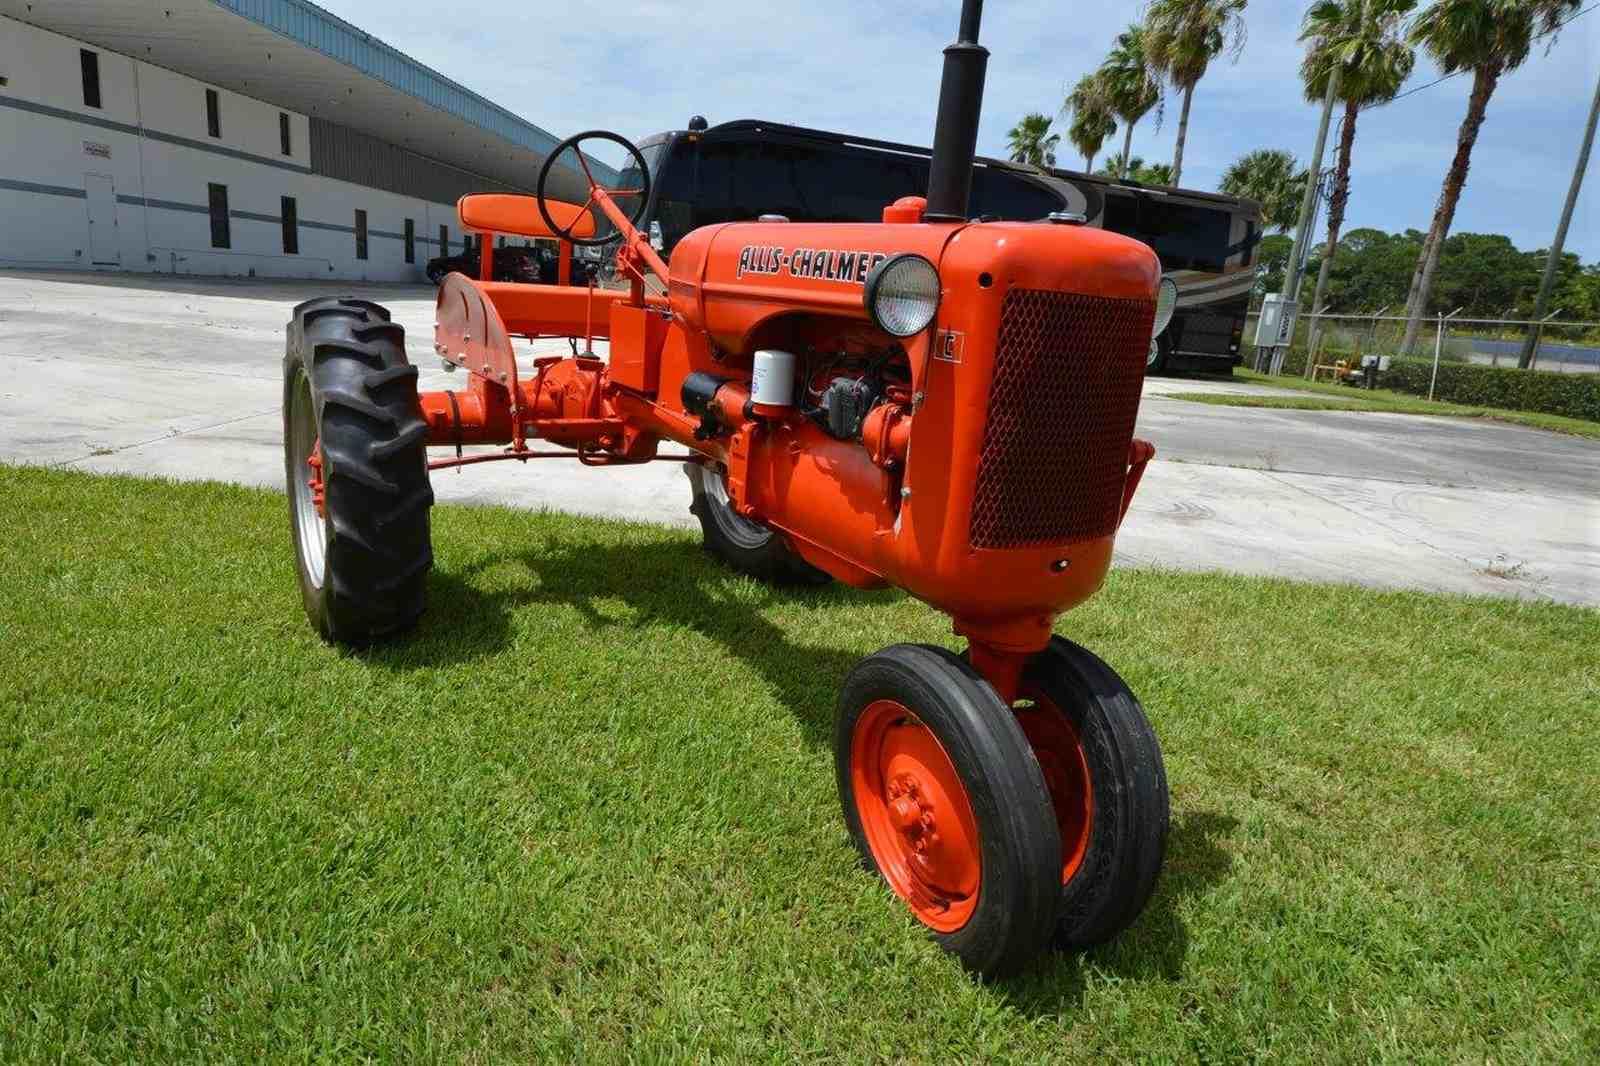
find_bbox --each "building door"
[84,173,120,267]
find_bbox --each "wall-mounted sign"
[83,141,111,158]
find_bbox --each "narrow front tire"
[1014,636,1170,949]
[836,644,1062,978]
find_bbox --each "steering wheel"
[536,130,651,248]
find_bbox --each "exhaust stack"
[923,0,989,222]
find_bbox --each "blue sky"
[319,0,1598,260]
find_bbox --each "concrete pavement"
[3,270,1595,605]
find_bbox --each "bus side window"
[969,168,1064,221]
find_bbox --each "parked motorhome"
[620,119,1262,372]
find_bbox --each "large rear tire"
[1013,636,1169,949]
[685,462,829,586]
[283,297,434,643]
[836,644,1062,978]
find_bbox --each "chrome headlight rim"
[864,253,941,338]
[1153,275,1179,337]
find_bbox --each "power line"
[1359,1,1596,114]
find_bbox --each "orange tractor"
[283,0,1176,977]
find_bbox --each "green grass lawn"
[2,465,1596,1061]
[1163,369,1600,439]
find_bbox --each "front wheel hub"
[850,701,981,932]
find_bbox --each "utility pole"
[1518,67,1600,369]
[1275,64,1340,375]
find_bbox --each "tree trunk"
[1519,67,1600,368]
[1171,84,1194,187]
[1085,150,1096,173]
[1400,64,1500,355]
[1399,228,1435,344]
[1304,101,1360,377]
[1120,120,1135,178]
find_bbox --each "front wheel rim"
[288,369,328,589]
[851,700,982,933]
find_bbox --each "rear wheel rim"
[851,700,981,932]
[288,369,327,589]
[1015,696,1093,885]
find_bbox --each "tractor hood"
[666,218,1159,356]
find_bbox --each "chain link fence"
[1243,311,1600,376]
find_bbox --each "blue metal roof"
[212,0,619,182]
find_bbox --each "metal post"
[1428,307,1463,401]
[1370,304,1388,350]
[1308,304,1330,367]
[1440,315,1452,403]
[1282,66,1340,377]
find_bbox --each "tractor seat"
[456,193,596,241]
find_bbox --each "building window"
[439,224,449,256]
[205,89,220,138]
[404,218,415,264]
[354,209,368,260]
[207,183,230,249]
[80,50,101,109]
[281,196,298,255]
[279,113,292,157]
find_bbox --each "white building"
[0,0,599,281]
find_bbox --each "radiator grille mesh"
[969,289,1154,550]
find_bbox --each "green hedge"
[1382,358,1600,422]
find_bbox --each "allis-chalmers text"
[736,246,889,284]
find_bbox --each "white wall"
[0,16,474,281]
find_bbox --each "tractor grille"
[969,289,1154,550]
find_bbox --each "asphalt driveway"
[2,270,1594,605]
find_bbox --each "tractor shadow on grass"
[375,532,1239,1009]
[373,531,889,749]
[996,809,1239,1013]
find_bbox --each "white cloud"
[317,0,1600,259]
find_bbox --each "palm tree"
[1143,0,1249,187]
[1138,161,1176,185]
[1097,155,1175,185]
[1006,112,1060,167]
[1299,0,1416,367]
[1097,152,1144,178]
[1097,24,1163,179]
[1519,68,1599,367]
[1219,149,1308,231]
[1063,73,1118,172]
[1398,0,1580,355]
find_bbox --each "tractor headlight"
[1153,276,1178,337]
[865,254,940,337]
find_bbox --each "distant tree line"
[1252,228,1600,323]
